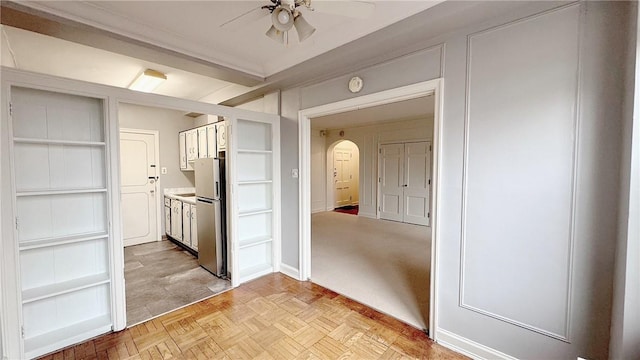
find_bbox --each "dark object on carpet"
[334,205,358,215]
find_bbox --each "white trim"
[298,79,443,339]
[436,328,518,360]
[119,128,163,247]
[279,263,300,280]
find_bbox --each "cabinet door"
[182,203,191,247]
[197,127,208,159]
[186,130,197,161]
[165,206,171,236]
[171,200,183,240]
[206,124,216,158]
[190,205,198,250]
[179,132,187,170]
[216,122,226,152]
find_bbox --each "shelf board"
[237,149,272,154]
[19,232,108,251]
[22,273,110,304]
[14,137,106,146]
[16,188,107,197]
[239,235,272,249]
[239,263,273,284]
[238,209,272,217]
[238,180,273,185]
[24,314,111,360]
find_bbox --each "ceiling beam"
[0,1,264,87]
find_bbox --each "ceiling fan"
[220,0,376,45]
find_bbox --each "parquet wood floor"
[39,274,467,360]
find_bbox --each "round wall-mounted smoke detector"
[348,76,363,93]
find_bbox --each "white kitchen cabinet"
[186,129,198,162]
[216,122,226,152]
[164,197,172,236]
[179,132,187,170]
[182,203,191,247]
[206,124,216,158]
[9,87,113,359]
[190,204,198,250]
[197,127,208,159]
[170,199,183,241]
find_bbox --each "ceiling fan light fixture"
[271,7,294,31]
[294,13,316,42]
[266,25,285,43]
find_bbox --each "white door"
[334,148,353,207]
[206,124,216,158]
[190,204,198,250]
[379,142,431,225]
[197,127,207,159]
[171,199,183,241]
[403,142,430,226]
[186,129,197,161]
[379,143,405,222]
[120,130,159,247]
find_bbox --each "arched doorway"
[327,139,360,214]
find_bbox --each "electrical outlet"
[161,167,168,175]
[291,169,299,178]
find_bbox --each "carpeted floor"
[311,211,431,330]
[124,240,231,326]
[334,205,359,215]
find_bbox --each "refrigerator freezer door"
[194,158,220,200]
[196,197,224,276]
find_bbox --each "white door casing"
[119,129,160,247]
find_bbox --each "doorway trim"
[298,79,443,339]
[119,128,162,246]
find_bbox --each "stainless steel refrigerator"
[194,157,226,277]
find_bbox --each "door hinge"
[378,177,381,183]
[21,326,25,338]
[9,102,13,116]
[379,148,381,154]
[15,217,18,231]
[427,212,431,218]
[429,145,432,151]
[428,179,431,185]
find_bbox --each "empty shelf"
[24,314,111,360]
[239,235,273,249]
[238,209,272,217]
[16,188,107,197]
[19,232,108,251]
[22,273,110,304]
[237,149,272,154]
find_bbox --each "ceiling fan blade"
[309,1,376,19]
[220,6,269,30]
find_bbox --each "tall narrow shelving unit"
[10,87,112,359]
[235,119,276,283]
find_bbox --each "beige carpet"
[311,211,431,330]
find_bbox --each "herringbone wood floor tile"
[39,274,467,360]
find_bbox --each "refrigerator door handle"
[215,181,220,199]
[197,197,214,204]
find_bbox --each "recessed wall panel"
[461,5,580,338]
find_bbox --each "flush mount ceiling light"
[221,0,375,46]
[129,69,167,92]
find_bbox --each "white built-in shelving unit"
[10,87,112,359]
[233,119,278,283]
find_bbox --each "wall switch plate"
[161,167,168,175]
[291,169,299,178]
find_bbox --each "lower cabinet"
[165,196,198,252]
[170,199,183,241]
[190,205,198,250]
[183,203,191,247]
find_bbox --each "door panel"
[120,131,158,246]
[334,149,353,207]
[379,144,404,222]
[403,142,430,225]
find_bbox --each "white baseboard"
[311,208,325,214]
[279,263,301,281]
[358,211,377,219]
[436,328,517,360]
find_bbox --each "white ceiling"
[16,1,443,78]
[311,95,434,130]
[0,25,252,103]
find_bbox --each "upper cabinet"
[179,119,225,171]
